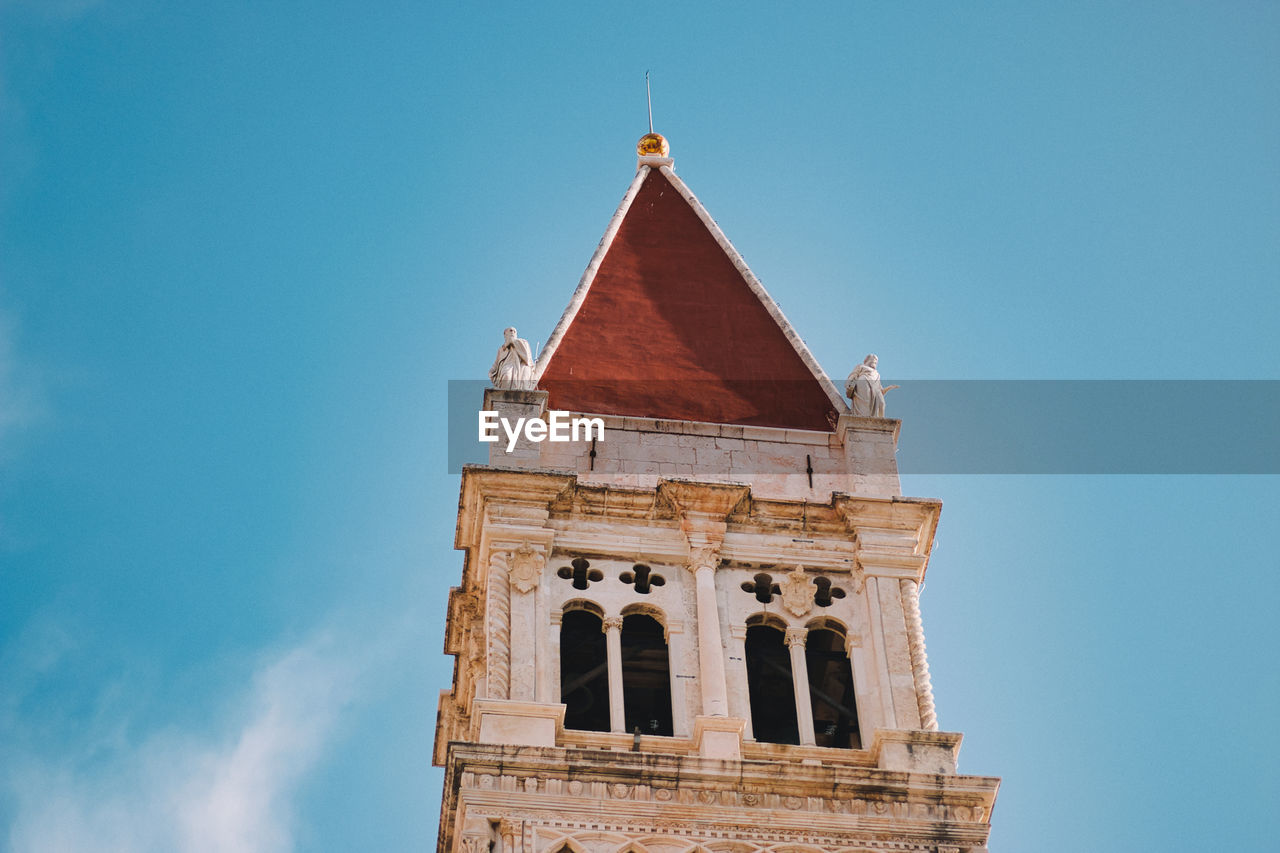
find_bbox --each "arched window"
[560,606,610,732]
[805,626,860,748]
[744,621,799,744]
[620,612,673,736]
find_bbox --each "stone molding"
[835,413,902,445]
[658,479,751,521]
[691,714,747,760]
[439,742,997,852]
[474,699,567,749]
[870,729,962,775]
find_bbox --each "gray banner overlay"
[447,380,1279,474]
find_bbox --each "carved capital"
[686,543,721,573]
[785,627,808,648]
[498,818,521,844]
[602,615,624,632]
[459,835,487,853]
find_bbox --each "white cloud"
[4,635,359,853]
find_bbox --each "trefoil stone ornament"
[780,566,814,617]
[508,542,545,594]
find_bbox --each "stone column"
[660,481,750,758]
[786,627,817,746]
[549,609,563,703]
[844,630,872,741]
[664,620,691,737]
[725,623,751,737]
[688,545,729,716]
[485,550,511,700]
[603,615,626,733]
[535,577,550,704]
[498,817,521,853]
[508,589,535,702]
[901,578,938,730]
[861,575,898,727]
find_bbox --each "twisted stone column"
[485,550,511,700]
[901,579,938,730]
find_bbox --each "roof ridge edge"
[533,166,652,379]
[655,164,850,415]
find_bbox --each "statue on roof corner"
[489,326,535,390]
[845,354,899,418]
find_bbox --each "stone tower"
[435,133,1000,853]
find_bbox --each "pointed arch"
[549,840,587,853]
[615,842,652,853]
[703,843,761,853]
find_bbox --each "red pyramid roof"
[537,165,845,432]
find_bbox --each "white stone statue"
[489,326,534,390]
[844,354,899,417]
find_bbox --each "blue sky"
[1,2,1277,851]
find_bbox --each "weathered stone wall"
[437,465,991,853]
[483,389,902,501]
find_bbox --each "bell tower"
[435,134,1000,853]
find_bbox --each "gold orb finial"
[637,132,669,158]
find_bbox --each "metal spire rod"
[645,70,653,133]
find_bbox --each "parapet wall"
[483,388,901,500]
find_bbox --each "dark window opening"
[560,609,610,732]
[744,624,798,744]
[805,628,860,748]
[621,613,673,736]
